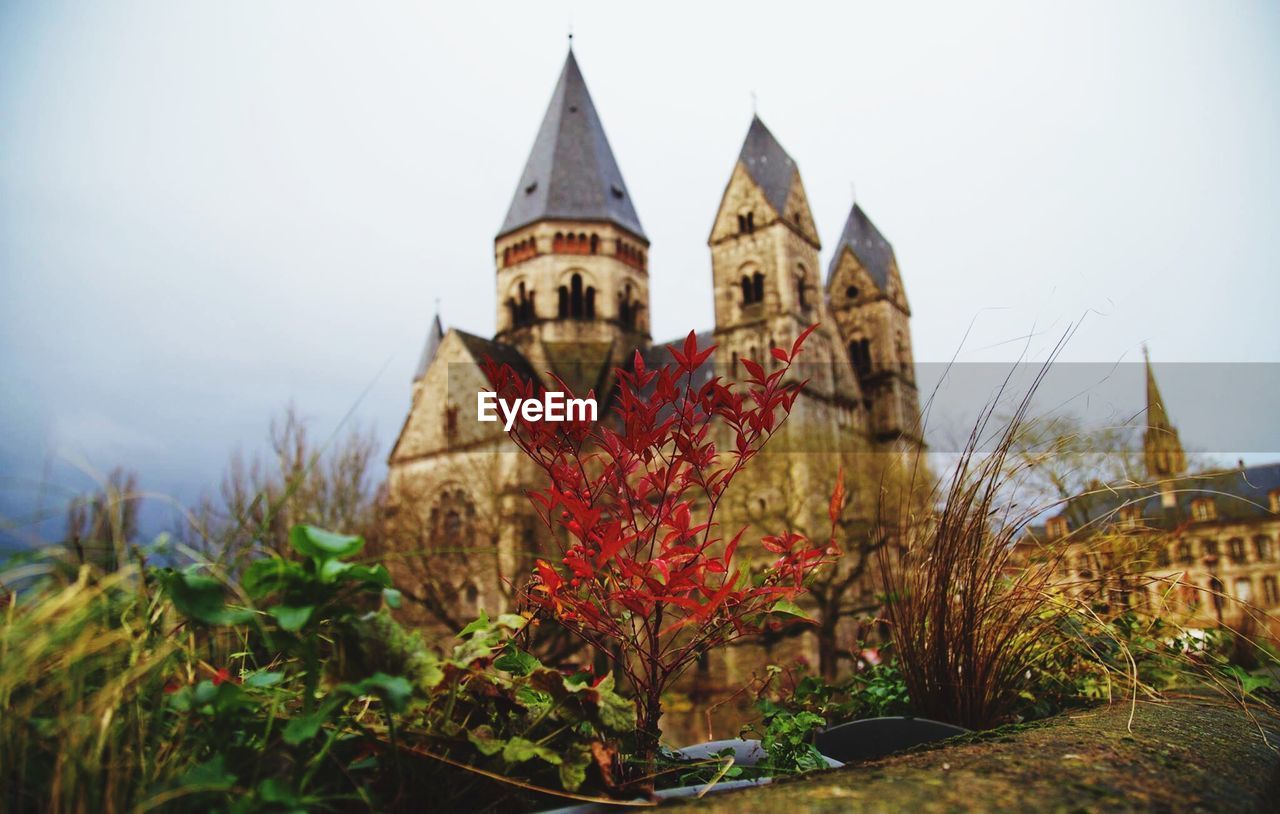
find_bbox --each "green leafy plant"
[398,610,636,801]
[751,703,828,774]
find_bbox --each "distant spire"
[413,312,445,381]
[1142,346,1187,479]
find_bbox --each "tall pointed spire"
[1143,345,1187,479]
[827,201,896,290]
[736,115,797,217]
[498,51,644,239]
[413,312,445,381]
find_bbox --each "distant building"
[1027,352,1280,638]
[383,48,924,673]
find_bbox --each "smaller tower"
[825,202,919,442]
[1143,346,1187,480]
[708,116,822,337]
[707,116,855,406]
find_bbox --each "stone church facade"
[385,49,925,677]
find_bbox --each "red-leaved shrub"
[483,327,842,776]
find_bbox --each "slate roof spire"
[827,201,897,290]
[413,312,445,381]
[1143,345,1187,479]
[498,50,645,240]
[737,115,798,217]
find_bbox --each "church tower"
[1143,347,1187,480]
[708,117,855,405]
[825,202,920,443]
[493,50,650,385]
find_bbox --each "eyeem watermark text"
[477,392,598,430]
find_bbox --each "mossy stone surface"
[672,700,1280,813]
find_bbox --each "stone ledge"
[673,700,1280,813]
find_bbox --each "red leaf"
[771,347,789,363]
[829,467,846,525]
[791,323,819,358]
[683,330,698,359]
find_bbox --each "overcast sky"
[2,1,1278,543]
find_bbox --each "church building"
[384,49,925,671]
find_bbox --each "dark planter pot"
[539,718,968,812]
[814,716,970,763]
[539,738,843,814]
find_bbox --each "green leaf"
[769,599,815,621]
[282,705,332,745]
[271,604,315,632]
[467,725,504,756]
[162,568,252,625]
[342,672,414,712]
[502,736,563,765]
[245,670,285,688]
[558,747,591,792]
[289,525,364,560]
[242,557,305,599]
[193,680,218,706]
[494,645,540,677]
[318,557,352,583]
[495,613,529,631]
[458,610,490,638]
[179,754,236,790]
[257,777,298,805]
[338,563,393,591]
[593,675,636,732]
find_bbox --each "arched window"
[1207,576,1223,611]
[553,232,564,252]
[740,276,753,305]
[570,273,584,318]
[1234,577,1254,604]
[590,234,599,254]
[1191,498,1216,522]
[737,214,746,234]
[1076,553,1092,578]
[442,510,462,544]
[1046,516,1069,540]
[1255,536,1274,562]
[752,272,764,303]
[746,212,755,233]
[558,286,569,318]
[1228,537,1246,563]
[619,284,636,330]
[509,281,535,328]
[1176,540,1194,564]
[585,286,595,319]
[1264,575,1279,607]
[796,266,808,309]
[849,339,873,381]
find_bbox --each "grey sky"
[2,1,1278,541]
